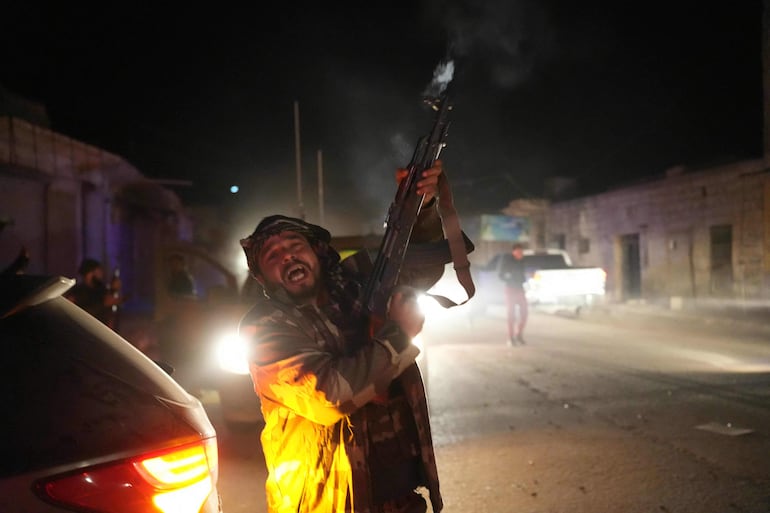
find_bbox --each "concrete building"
[0,113,189,313]
[545,159,770,305]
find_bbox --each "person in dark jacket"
[238,162,446,513]
[166,253,197,297]
[65,258,122,328]
[499,243,528,345]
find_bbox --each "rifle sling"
[403,233,474,268]
[426,172,476,309]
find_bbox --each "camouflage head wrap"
[240,215,332,277]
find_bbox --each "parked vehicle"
[154,242,261,429]
[0,271,222,513]
[473,248,606,315]
[211,288,265,429]
[526,263,607,313]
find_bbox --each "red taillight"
[40,438,218,513]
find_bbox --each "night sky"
[1,2,764,235]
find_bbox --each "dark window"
[578,238,590,254]
[709,225,733,296]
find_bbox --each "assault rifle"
[362,86,474,322]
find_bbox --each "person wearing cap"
[239,162,446,513]
[65,258,121,326]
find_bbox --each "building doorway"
[620,233,641,299]
[709,224,733,296]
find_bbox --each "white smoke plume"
[423,59,455,98]
[426,0,556,90]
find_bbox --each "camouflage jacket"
[240,205,444,513]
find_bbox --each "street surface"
[205,303,770,513]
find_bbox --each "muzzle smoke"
[423,59,455,98]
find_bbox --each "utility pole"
[293,100,305,220]
[764,0,770,161]
[317,148,325,226]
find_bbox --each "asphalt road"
[206,303,770,513]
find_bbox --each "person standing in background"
[166,253,197,297]
[66,258,122,328]
[499,243,528,345]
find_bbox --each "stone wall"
[546,159,769,302]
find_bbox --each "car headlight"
[214,333,250,375]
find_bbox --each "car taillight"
[40,437,218,513]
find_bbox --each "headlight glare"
[215,333,250,375]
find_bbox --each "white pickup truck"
[473,249,606,315]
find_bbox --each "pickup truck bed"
[526,266,606,310]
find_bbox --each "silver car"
[0,272,222,513]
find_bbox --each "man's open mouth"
[285,264,308,283]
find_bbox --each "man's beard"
[285,281,319,304]
[263,276,320,305]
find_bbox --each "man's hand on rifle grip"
[387,286,425,340]
[369,286,425,406]
[395,160,443,206]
